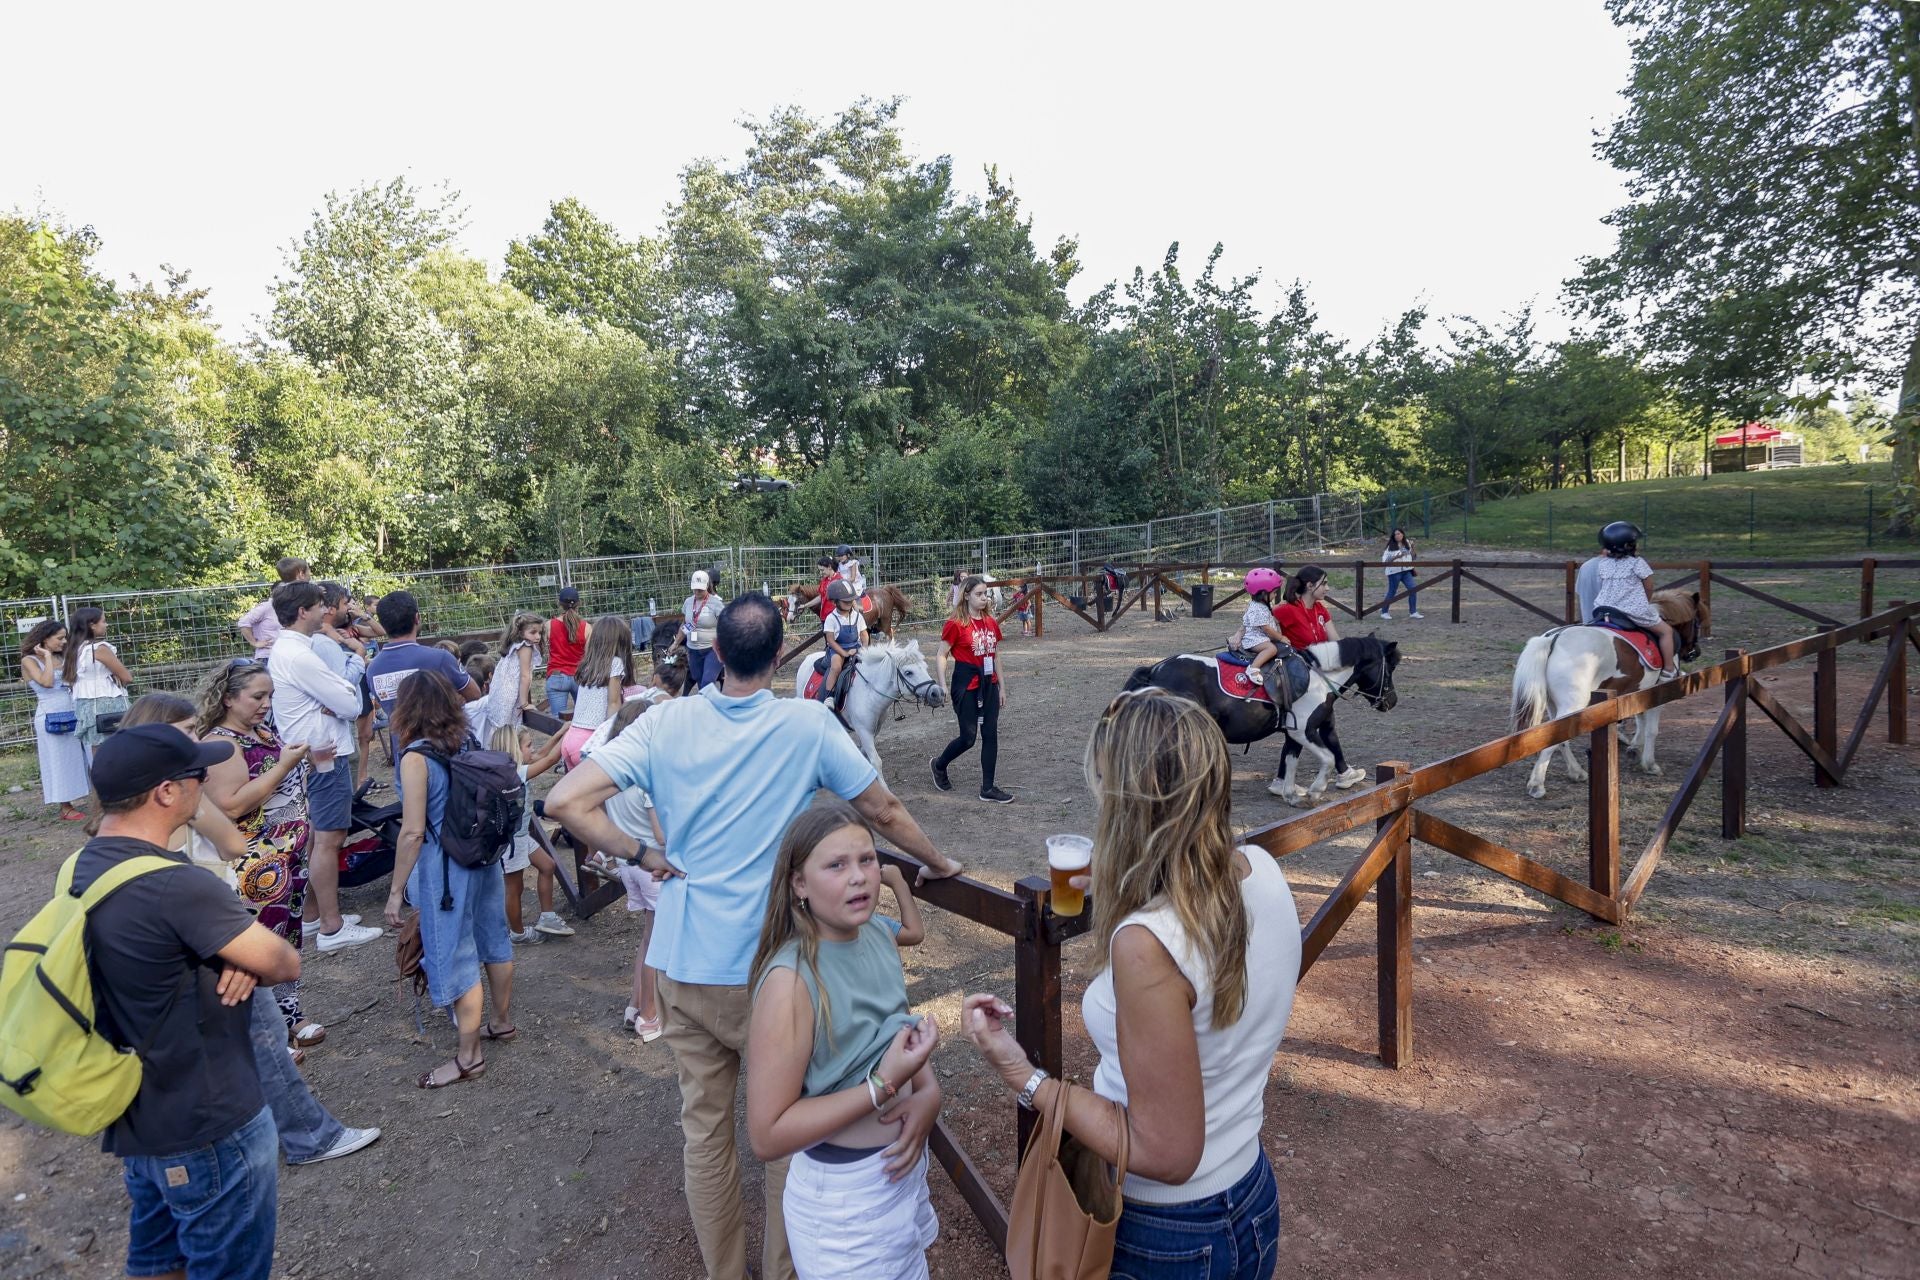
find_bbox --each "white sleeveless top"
[1081,848,1299,1204]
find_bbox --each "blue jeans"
[123,1105,277,1280]
[1112,1153,1280,1279]
[545,673,578,716]
[688,647,723,690]
[247,991,343,1164]
[1383,571,1418,612]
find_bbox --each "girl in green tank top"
[746,799,942,1278]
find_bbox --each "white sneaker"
[509,927,542,944]
[302,913,361,936]
[1379,612,1391,621]
[314,921,382,953]
[290,1126,382,1166]
[534,911,575,937]
[1332,766,1370,790]
[1408,612,1424,619]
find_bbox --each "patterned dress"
[208,724,313,1032]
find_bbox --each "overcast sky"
[6,0,1633,348]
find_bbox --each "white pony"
[792,637,944,771]
[1510,591,1709,799]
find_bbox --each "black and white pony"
[1124,636,1402,806]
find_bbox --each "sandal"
[480,1022,517,1043]
[417,1054,486,1089]
[290,1021,327,1048]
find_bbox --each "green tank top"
[755,917,916,1097]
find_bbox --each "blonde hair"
[488,724,527,764]
[499,611,543,657]
[948,574,989,624]
[748,798,874,1049]
[1084,688,1249,1027]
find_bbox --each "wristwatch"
[1016,1067,1050,1111]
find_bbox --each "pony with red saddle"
[1510,589,1710,799]
[783,580,913,639]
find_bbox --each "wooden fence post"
[1096,581,1108,632]
[1889,606,1908,746]
[1697,561,1712,634]
[1374,761,1413,1067]
[1355,559,1366,619]
[1450,559,1464,624]
[1152,571,1162,622]
[1564,561,1577,624]
[1588,691,1620,902]
[1722,649,1747,839]
[1034,584,1045,639]
[1815,627,1839,788]
[1012,877,1061,1156]
[1861,558,1876,636]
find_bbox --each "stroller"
[338,778,402,888]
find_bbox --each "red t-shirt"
[941,615,1002,691]
[817,575,837,620]
[548,615,588,677]
[1274,600,1331,650]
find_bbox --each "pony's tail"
[1123,663,1156,692]
[1510,636,1554,732]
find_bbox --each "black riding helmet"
[826,580,855,603]
[1600,521,1641,555]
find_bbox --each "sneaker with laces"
[303,913,362,937]
[929,757,952,792]
[534,911,575,937]
[315,921,382,953]
[634,1014,664,1043]
[509,927,542,944]
[1379,612,1391,621]
[1332,766,1369,790]
[290,1126,382,1166]
[978,787,1015,804]
[1408,612,1424,619]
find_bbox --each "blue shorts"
[123,1105,277,1280]
[306,760,353,832]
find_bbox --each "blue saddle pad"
[1217,651,1251,667]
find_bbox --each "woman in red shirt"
[1274,567,1367,789]
[546,587,588,719]
[932,575,1013,803]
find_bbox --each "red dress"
[1274,600,1331,650]
[941,615,1002,692]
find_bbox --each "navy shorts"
[306,760,353,832]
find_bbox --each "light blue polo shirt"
[591,683,878,986]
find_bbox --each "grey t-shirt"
[1575,556,1603,624]
[74,837,262,1157]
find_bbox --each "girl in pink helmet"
[1238,567,1290,704]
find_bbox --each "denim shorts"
[123,1105,277,1280]
[306,759,353,832]
[545,673,578,716]
[1112,1152,1280,1280]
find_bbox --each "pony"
[1124,636,1402,806]
[1510,590,1710,799]
[791,637,944,772]
[783,581,914,639]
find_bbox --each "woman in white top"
[671,571,725,691]
[560,615,633,768]
[64,607,134,758]
[962,687,1297,1278]
[1379,528,1423,620]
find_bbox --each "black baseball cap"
[557,586,580,605]
[91,725,233,805]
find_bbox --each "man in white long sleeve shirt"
[267,582,380,952]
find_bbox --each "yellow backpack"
[0,850,179,1135]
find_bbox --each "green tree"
[1574,0,1920,526]
[504,197,666,343]
[1424,310,1538,510]
[1534,338,1657,485]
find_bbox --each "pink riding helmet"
[1244,567,1283,596]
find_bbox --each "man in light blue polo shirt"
[548,593,961,1280]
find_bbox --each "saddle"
[803,651,858,719]
[1215,649,1312,711]
[1587,608,1664,671]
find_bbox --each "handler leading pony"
[1510,589,1710,799]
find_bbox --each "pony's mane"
[1653,590,1705,629]
[864,636,920,661]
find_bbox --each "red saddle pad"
[1215,661,1273,704]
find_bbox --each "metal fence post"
[1214,510,1223,561]
[1145,519,1155,558]
[1071,529,1080,577]
[1266,501,1275,561]
[1547,499,1554,549]
[980,537,989,577]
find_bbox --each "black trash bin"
[1191,583,1215,618]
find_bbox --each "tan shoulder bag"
[1006,1081,1130,1280]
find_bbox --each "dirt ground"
[0,547,1914,1279]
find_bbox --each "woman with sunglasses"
[194,660,321,1048]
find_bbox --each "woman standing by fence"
[545,587,587,718]
[64,607,133,758]
[1379,528,1423,620]
[21,618,88,820]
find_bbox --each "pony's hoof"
[1527,782,1547,799]
[1566,765,1588,782]
[1640,760,1663,776]
[1290,792,1318,808]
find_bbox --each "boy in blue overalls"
[815,580,869,710]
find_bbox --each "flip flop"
[480,1023,517,1043]
[418,1054,486,1089]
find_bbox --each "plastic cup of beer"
[1046,835,1093,917]
[309,737,338,774]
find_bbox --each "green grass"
[1447,462,1912,559]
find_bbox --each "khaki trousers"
[659,975,794,1280]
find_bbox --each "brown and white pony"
[1510,590,1711,799]
[783,581,913,639]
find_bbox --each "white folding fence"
[5,490,1446,747]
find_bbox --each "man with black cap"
[76,724,302,1280]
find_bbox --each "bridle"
[854,649,941,709]
[1325,646,1395,710]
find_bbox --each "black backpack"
[404,740,526,909]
